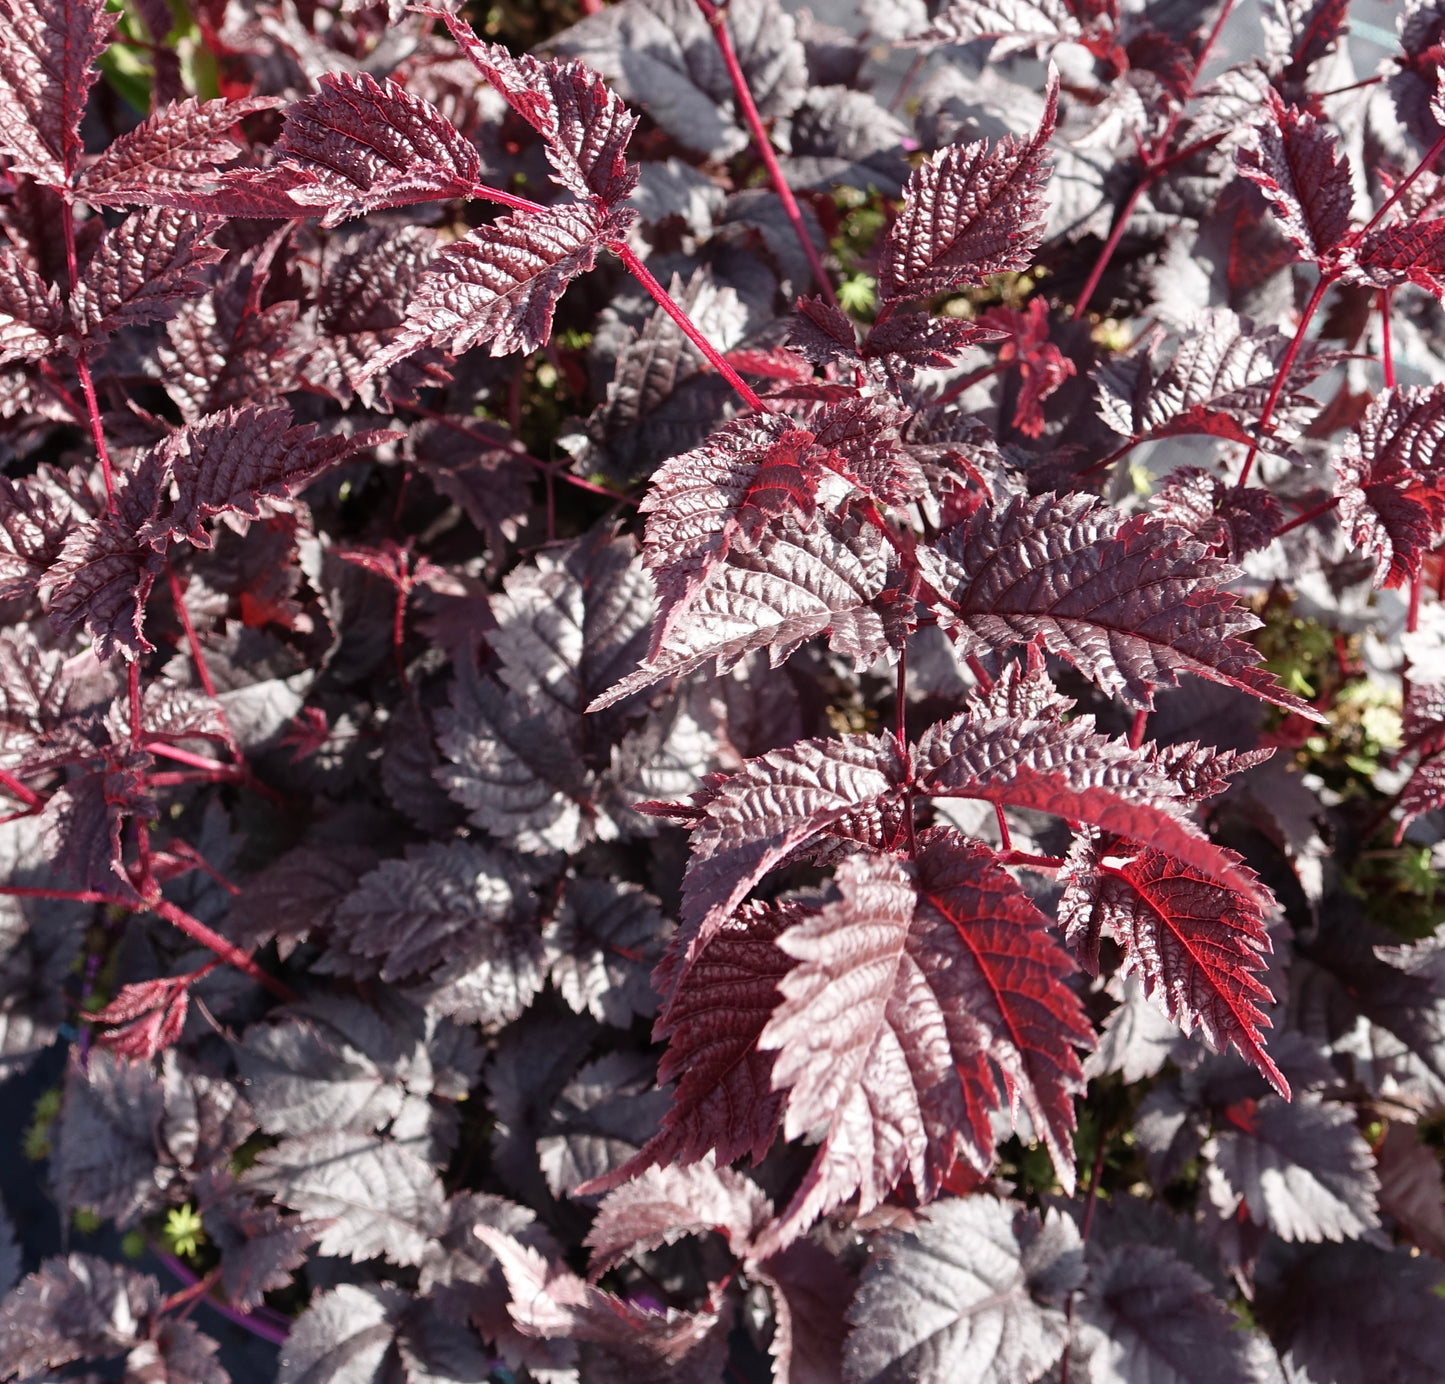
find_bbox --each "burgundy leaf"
[1353,218,1445,295]
[864,311,1002,378]
[1059,835,1286,1094]
[270,72,484,228]
[1236,90,1354,264]
[46,463,169,659]
[137,405,398,550]
[0,245,65,366]
[0,465,97,600]
[1153,467,1285,561]
[0,1254,158,1378]
[757,1240,857,1384]
[593,509,894,709]
[474,1224,730,1379]
[911,829,1091,1188]
[584,1162,771,1276]
[370,201,624,369]
[428,6,639,205]
[543,877,672,1027]
[914,667,1270,905]
[0,0,115,187]
[302,224,447,409]
[89,972,195,1061]
[323,841,543,1005]
[876,66,1057,302]
[1400,755,1445,836]
[1094,309,1333,460]
[1207,1094,1380,1241]
[673,732,908,972]
[244,1130,447,1266]
[69,208,224,345]
[756,838,1089,1250]
[789,294,859,365]
[1333,384,1445,587]
[917,491,1315,714]
[975,297,1074,437]
[77,95,281,207]
[1079,1243,1283,1384]
[593,900,797,1189]
[844,1196,1083,1384]
[907,0,1083,52]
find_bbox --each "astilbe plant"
[3,0,1445,1380]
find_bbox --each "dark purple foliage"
[0,2,1442,1382]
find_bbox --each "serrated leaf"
[584,1161,771,1277]
[1333,384,1445,588]
[843,1196,1083,1384]
[908,0,1082,53]
[303,224,446,409]
[1093,309,1333,460]
[1206,1095,1380,1242]
[271,72,484,229]
[323,841,540,995]
[595,899,796,1190]
[914,669,1270,906]
[1079,1244,1283,1384]
[544,877,671,1026]
[877,67,1057,303]
[245,1130,447,1266]
[548,0,807,159]
[136,404,397,551]
[673,732,908,972]
[1060,836,1286,1093]
[1353,217,1445,295]
[278,1283,491,1384]
[428,10,638,205]
[474,1224,731,1380]
[0,465,97,600]
[1237,91,1354,263]
[593,509,894,710]
[0,1254,158,1378]
[69,208,223,345]
[78,96,281,207]
[918,491,1313,714]
[1256,1239,1445,1384]
[371,201,626,371]
[536,1050,672,1199]
[0,245,65,366]
[757,841,1089,1251]
[197,1171,316,1313]
[0,0,115,186]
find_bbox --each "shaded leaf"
[843,1196,1083,1384]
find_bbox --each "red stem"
[393,586,410,691]
[1073,0,1237,321]
[144,742,234,773]
[1128,708,1148,749]
[1356,127,1445,241]
[0,884,130,905]
[1380,288,1396,389]
[994,803,1013,852]
[0,767,41,809]
[149,897,298,1002]
[934,360,1004,409]
[1073,174,1151,321]
[1275,494,1340,536]
[60,200,117,508]
[1237,272,1333,487]
[694,0,837,307]
[1000,850,1067,871]
[610,240,766,410]
[165,565,219,701]
[466,180,550,217]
